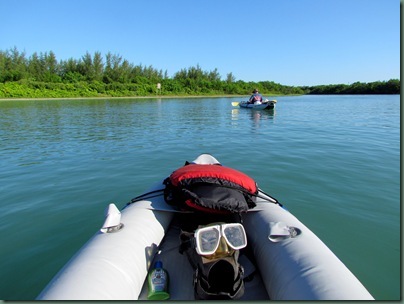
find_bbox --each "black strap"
[127,188,165,205]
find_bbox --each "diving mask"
[194,223,247,256]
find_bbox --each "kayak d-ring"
[100,203,124,233]
[268,222,301,242]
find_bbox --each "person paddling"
[248,89,263,104]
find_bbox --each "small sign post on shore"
[156,83,161,95]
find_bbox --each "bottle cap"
[155,261,163,268]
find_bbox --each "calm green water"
[0,95,400,300]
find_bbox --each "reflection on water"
[231,108,275,130]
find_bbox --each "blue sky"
[0,0,400,86]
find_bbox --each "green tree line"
[0,47,399,98]
[302,79,400,95]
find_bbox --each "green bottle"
[147,261,170,300]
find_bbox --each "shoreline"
[0,94,249,101]
[0,93,398,102]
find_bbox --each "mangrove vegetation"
[0,47,400,98]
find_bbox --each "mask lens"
[222,224,247,250]
[196,226,220,255]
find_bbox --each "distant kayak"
[238,100,276,110]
